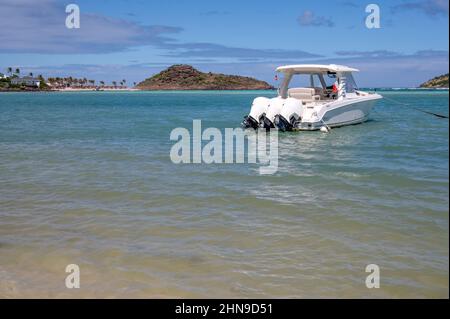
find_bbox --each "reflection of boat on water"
[242,64,383,131]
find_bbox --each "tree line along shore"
[1,65,272,92]
[1,66,448,92]
[0,67,136,92]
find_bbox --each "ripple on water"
[0,91,448,297]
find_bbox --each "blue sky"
[0,0,448,87]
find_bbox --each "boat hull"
[296,96,380,131]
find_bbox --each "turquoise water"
[0,90,448,298]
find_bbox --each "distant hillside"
[419,73,449,88]
[136,65,274,90]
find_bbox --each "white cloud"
[0,0,321,60]
[298,11,335,27]
[0,0,182,53]
[392,0,449,17]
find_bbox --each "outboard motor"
[274,115,290,132]
[242,97,271,129]
[274,98,303,131]
[260,98,284,130]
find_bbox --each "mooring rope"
[378,93,449,119]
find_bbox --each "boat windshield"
[278,70,359,99]
[279,72,330,98]
[344,72,358,93]
[287,74,317,88]
[323,73,337,89]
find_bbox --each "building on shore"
[10,76,41,87]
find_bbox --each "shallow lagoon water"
[0,90,448,298]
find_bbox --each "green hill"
[419,73,449,88]
[136,65,274,90]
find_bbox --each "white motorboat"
[242,64,382,131]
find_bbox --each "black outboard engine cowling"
[259,114,276,130]
[274,114,293,132]
[241,115,259,129]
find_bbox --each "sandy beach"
[55,87,140,92]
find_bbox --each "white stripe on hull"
[297,98,378,131]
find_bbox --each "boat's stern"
[295,121,325,131]
[293,103,324,131]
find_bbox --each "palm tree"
[112,81,117,88]
[7,67,12,76]
[122,79,126,87]
[29,72,33,77]
[100,81,105,87]
[89,80,95,86]
[15,68,20,76]
[133,82,136,87]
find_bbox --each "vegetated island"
[0,67,135,92]
[136,64,274,90]
[419,73,449,88]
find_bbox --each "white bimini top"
[276,64,359,73]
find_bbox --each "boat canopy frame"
[276,64,359,99]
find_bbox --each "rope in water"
[376,93,449,119]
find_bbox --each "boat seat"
[288,88,321,101]
[312,87,325,98]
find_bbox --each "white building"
[10,76,41,87]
